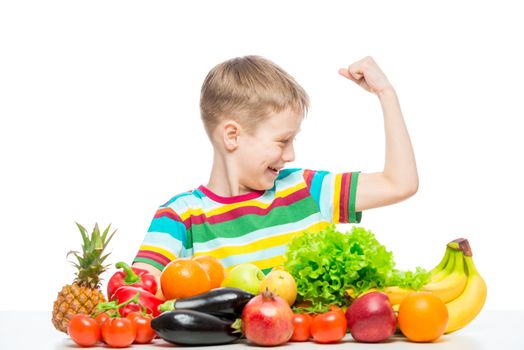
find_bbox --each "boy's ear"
[222,120,241,151]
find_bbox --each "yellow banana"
[431,240,462,282]
[347,238,477,315]
[421,250,467,302]
[431,247,455,282]
[383,286,414,305]
[430,246,452,282]
[384,248,467,305]
[385,244,456,304]
[381,246,450,304]
[445,253,487,333]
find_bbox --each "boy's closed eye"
[278,137,296,145]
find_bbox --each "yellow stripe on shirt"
[332,173,342,224]
[195,221,330,260]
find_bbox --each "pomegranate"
[241,289,294,346]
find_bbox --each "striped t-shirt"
[133,168,361,274]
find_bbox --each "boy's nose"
[282,143,295,162]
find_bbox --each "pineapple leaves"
[101,224,117,248]
[69,222,117,288]
[66,250,87,268]
[100,252,111,264]
[66,249,79,259]
[93,223,102,250]
[101,224,111,241]
[75,222,89,252]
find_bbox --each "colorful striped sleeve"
[133,206,188,271]
[304,169,362,224]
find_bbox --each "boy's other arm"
[339,57,419,211]
[132,262,165,300]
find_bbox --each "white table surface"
[0,310,523,349]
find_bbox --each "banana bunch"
[386,238,486,333]
[345,238,487,334]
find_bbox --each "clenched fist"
[339,56,394,95]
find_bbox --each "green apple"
[221,263,265,294]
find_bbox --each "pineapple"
[52,222,116,333]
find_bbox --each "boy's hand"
[338,56,393,95]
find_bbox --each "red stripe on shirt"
[339,173,351,223]
[155,207,183,221]
[189,186,310,226]
[136,250,172,267]
[154,207,191,229]
[198,185,264,204]
[303,169,315,189]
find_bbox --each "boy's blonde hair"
[200,55,309,137]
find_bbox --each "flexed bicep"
[355,172,417,212]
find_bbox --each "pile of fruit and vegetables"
[52,223,487,347]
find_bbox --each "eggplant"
[151,309,242,345]
[160,287,254,318]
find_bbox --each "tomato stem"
[94,292,142,318]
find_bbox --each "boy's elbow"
[399,179,418,200]
[381,173,418,204]
[388,176,418,202]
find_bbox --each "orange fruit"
[192,255,226,289]
[398,292,449,342]
[160,258,211,299]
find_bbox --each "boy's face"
[236,108,302,192]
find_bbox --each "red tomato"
[329,305,345,316]
[120,303,141,317]
[68,313,100,347]
[311,309,347,344]
[126,312,156,344]
[290,313,312,341]
[101,317,136,348]
[95,312,110,326]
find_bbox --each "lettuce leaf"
[283,225,430,310]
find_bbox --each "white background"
[1,0,523,311]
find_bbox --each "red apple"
[345,291,397,343]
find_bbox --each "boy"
[132,56,418,295]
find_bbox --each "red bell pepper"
[110,286,163,317]
[107,261,158,298]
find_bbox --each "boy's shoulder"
[276,167,304,181]
[160,189,199,209]
[274,168,311,191]
[276,167,331,187]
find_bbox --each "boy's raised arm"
[339,56,419,212]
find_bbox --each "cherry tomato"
[329,305,345,316]
[126,312,156,344]
[290,313,312,341]
[101,317,136,348]
[311,308,347,344]
[68,313,100,347]
[95,312,110,326]
[120,303,141,317]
